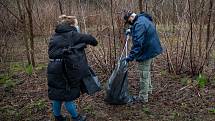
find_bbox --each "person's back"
[47,15,97,121]
[130,13,162,62]
[49,22,97,81]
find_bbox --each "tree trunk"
[139,0,143,12]
[199,0,214,72]
[205,0,213,64]
[16,0,31,65]
[145,0,148,12]
[188,0,195,75]
[58,0,63,14]
[24,0,35,67]
[110,0,116,69]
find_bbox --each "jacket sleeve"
[127,23,146,61]
[79,34,98,46]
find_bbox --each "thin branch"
[0,1,23,23]
[110,0,117,69]
[58,0,63,14]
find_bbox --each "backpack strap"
[61,31,74,91]
[69,43,86,50]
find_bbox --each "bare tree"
[1,0,214,78]
[110,0,117,69]
[16,0,31,65]
[58,0,64,14]
[24,0,35,67]
[139,0,143,12]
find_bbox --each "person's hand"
[62,48,71,54]
[125,29,131,35]
[122,57,130,63]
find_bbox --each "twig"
[0,1,23,23]
[178,85,191,91]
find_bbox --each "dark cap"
[123,11,133,23]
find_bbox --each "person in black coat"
[47,15,98,121]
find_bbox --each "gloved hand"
[62,48,71,54]
[125,29,131,35]
[122,57,131,63]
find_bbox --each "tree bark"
[16,0,31,65]
[199,0,214,72]
[0,1,23,23]
[24,0,35,67]
[58,0,63,14]
[188,0,195,75]
[110,0,116,69]
[139,0,143,12]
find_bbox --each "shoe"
[127,96,139,105]
[135,96,148,103]
[55,115,66,121]
[72,115,86,121]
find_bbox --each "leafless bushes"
[0,0,214,77]
[152,0,215,76]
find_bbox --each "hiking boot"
[55,115,66,121]
[136,96,148,103]
[72,115,86,121]
[126,96,139,105]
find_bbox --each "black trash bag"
[104,58,132,105]
[81,67,101,95]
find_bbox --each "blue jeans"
[52,100,78,118]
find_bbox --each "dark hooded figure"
[124,11,163,103]
[47,15,97,121]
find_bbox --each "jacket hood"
[55,23,77,33]
[138,12,153,22]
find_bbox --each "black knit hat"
[123,11,133,23]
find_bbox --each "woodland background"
[0,0,215,121]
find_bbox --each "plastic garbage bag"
[104,58,132,105]
[81,67,101,95]
[105,35,134,105]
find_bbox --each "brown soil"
[1,58,215,121]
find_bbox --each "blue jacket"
[127,13,163,62]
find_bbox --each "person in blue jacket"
[124,11,163,102]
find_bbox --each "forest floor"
[0,36,215,121]
[1,56,215,121]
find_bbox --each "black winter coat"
[47,23,98,101]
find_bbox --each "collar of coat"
[55,23,78,33]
